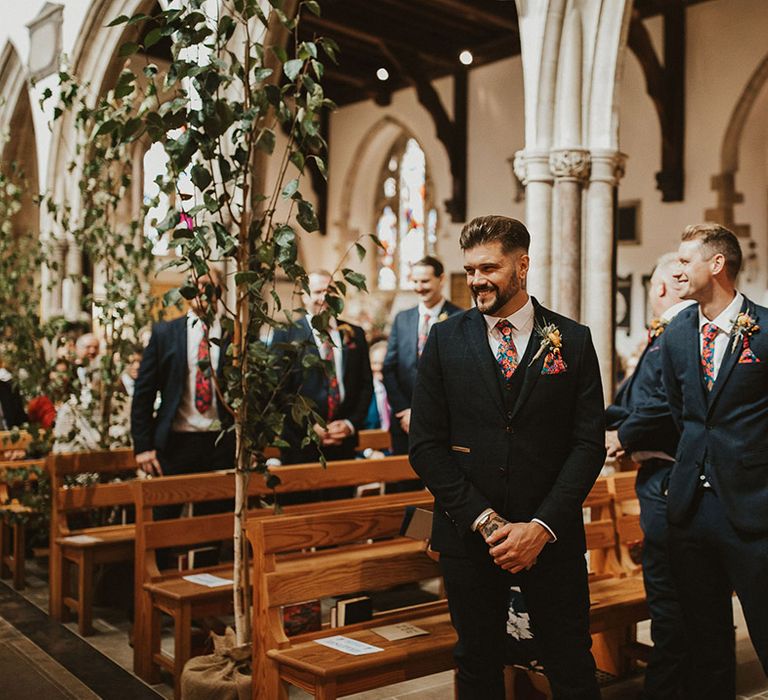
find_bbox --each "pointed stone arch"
[706,51,768,238]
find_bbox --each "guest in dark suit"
[0,372,27,430]
[131,269,234,496]
[661,223,768,699]
[410,216,605,700]
[605,252,691,700]
[383,256,461,454]
[273,270,373,465]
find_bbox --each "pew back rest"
[610,470,642,575]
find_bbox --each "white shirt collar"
[660,299,696,322]
[483,295,534,333]
[418,299,445,317]
[698,292,743,334]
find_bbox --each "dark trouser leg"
[704,491,768,678]
[636,463,687,699]
[669,491,735,700]
[154,431,235,569]
[439,553,510,700]
[521,543,601,700]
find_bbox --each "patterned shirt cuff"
[532,518,557,542]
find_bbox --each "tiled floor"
[4,557,768,699]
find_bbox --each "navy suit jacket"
[661,297,768,533]
[605,330,679,458]
[131,316,229,454]
[272,317,373,450]
[383,301,462,414]
[409,301,605,557]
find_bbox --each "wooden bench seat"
[132,454,427,698]
[49,449,138,635]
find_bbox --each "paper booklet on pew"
[314,636,383,655]
[371,622,430,641]
[399,507,433,541]
[182,573,233,588]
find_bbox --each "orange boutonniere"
[337,323,357,349]
[530,321,567,375]
[647,318,668,342]
[730,311,760,363]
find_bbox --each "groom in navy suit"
[410,216,605,699]
[661,223,768,698]
[383,256,461,455]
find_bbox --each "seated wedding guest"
[383,256,461,455]
[119,349,142,397]
[273,270,373,466]
[74,332,101,386]
[0,362,28,459]
[362,341,390,460]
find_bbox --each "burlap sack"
[181,628,251,700]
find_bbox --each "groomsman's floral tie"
[417,313,431,358]
[322,339,341,420]
[495,319,519,380]
[701,322,719,391]
[195,327,213,413]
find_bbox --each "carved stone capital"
[513,149,553,185]
[589,150,627,185]
[549,149,591,182]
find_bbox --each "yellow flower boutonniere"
[337,323,357,349]
[437,311,449,322]
[529,322,562,366]
[730,312,760,353]
[647,318,669,342]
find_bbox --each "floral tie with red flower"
[701,322,719,391]
[417,313,431,358]
[495,319,519,381]
[195,328,213,413]
[322,339,340,420]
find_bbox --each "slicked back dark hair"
[412,255,444,278]
[681,223,742,280]
[459,215,530,254]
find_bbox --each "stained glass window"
[375,137,437,290]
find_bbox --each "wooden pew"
[0,458,46,589]
[49,449,138,635]
[131,455,425,697]
[0,430,32,459]
[610,471,644,576]
[356,429,392,452]
[248,498,450,700]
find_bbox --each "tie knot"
[495,319,513,337]
[702,323,719,341]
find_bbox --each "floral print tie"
[194,328,213,413]
[322,339,340,420]
[495,319,519,381]
[701,322,719,391]
[417,313,431,358]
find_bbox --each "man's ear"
[518,253,530,276]
[711,253,726,276]
[658,281,667,298]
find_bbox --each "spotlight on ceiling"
[376,67,390,81]
[459,50,474,66]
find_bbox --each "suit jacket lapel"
[510,304,547,420]
[707,296,749,414]
[175,317,188,382]
[464,309,506,417]
[409,307,420,366]
[682,309,708,412]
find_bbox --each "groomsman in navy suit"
[661,224,768,699]
[383,256,461,455]
[272,270,373,465]
[605,252,692,700]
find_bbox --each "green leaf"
[355,242,366,262]
[369,234,384,249]
[326,294,344,315]
[190,164,212,190]
[143,27,164,50]
[271,46,288,64]
[95,120,118,136]
[309,155,327,181]
[303,1,321,16]
[283,59,303,81]
[342,268,368,292]
[255,128,275,154]
[179,285,198,300]
[118,42,140,58]
[253,67,273,83]
[297,199,319,232]
[281,178,299,199]
[311,59,324,80]
[234,271,260,285]
[289,151,305,172]
[106,14,130,27]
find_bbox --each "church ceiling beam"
[412,0,519,32]
[628,6,685,201]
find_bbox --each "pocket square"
[451,445,471,453]
[738,345,761,364]
[541,351,567,375]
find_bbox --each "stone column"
[42,237,67,319]
[62,237,83,321]
[513,149,554,306]
[584,149,626,400]
[549,148,590,320]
